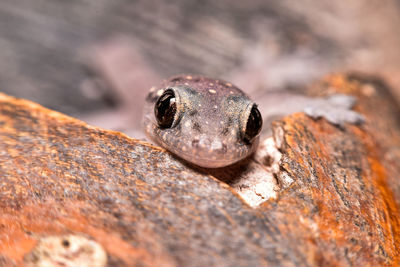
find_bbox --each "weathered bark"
[0,74,399,266]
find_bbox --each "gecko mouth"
[167,136,259,168]
[178,152,244,168]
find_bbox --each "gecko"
[142,75,364,168]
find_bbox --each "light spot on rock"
[24,234,107,267]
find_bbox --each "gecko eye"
[243,104,262,143]
[154,89,177,128]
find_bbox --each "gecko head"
[142,75,262,168]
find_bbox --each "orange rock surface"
[0,74,399,266]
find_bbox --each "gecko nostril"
[192,121,201,132]
[219,143,228,154]
[220,127,229,136]
[192,139,200,148]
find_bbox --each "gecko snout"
[191,136,226,153]
[181,136,249,168]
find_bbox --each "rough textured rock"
[0,74,399,266]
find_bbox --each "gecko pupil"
[244,105,262,143]
[155,89,177,128]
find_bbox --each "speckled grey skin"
[143,75,260,168]
[143,75,364,168]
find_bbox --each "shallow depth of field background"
[0,0,399,132]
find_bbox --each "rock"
[0,74,399,266]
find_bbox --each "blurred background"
[1,0,400,136]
